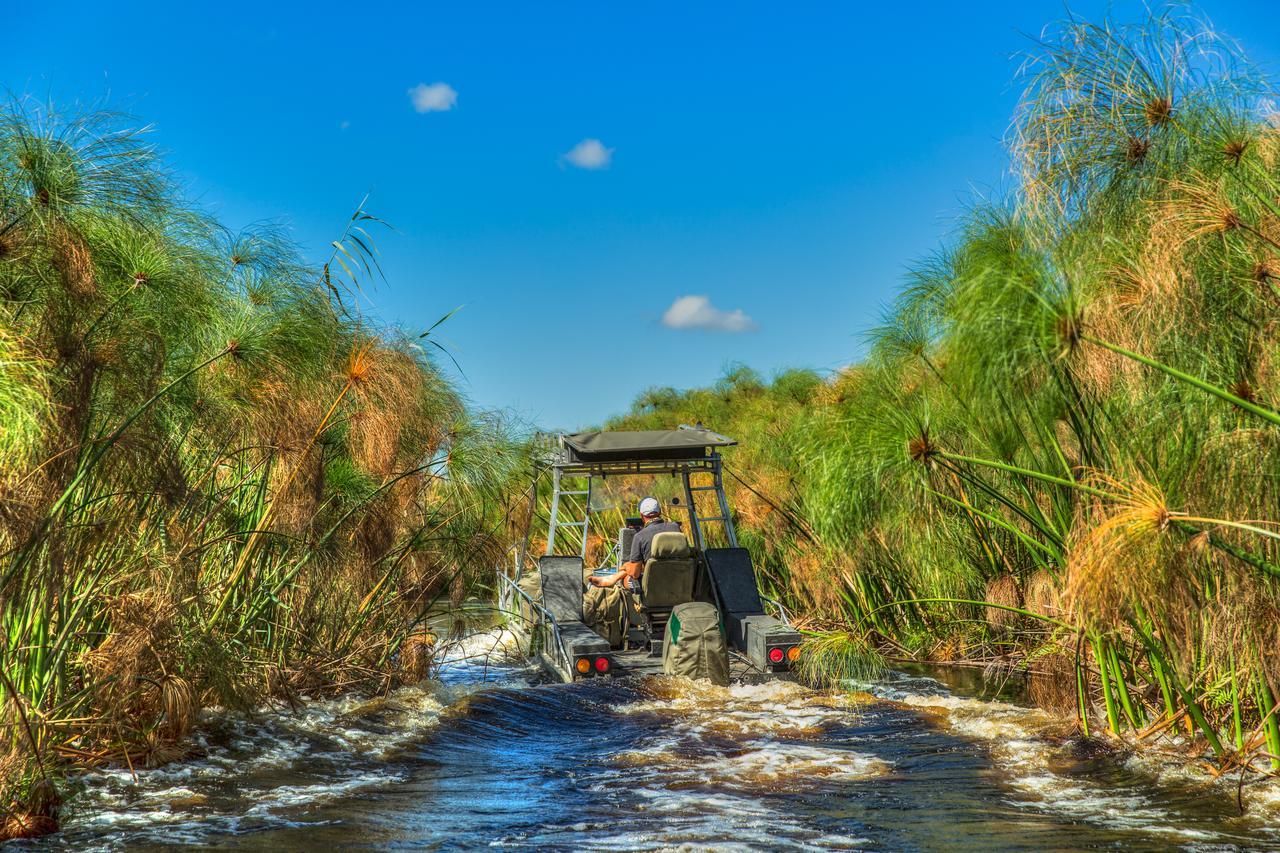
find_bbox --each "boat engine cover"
[662,601,730,686]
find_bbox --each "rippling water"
[25,630,1280,851]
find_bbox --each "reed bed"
[608,7,1280,790]
[0,103,528,837]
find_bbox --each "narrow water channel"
[26,630,1280,851]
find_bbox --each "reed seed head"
[1055,312,1082,351]
[1144,95,1173,127]
[1223,138,1249,165]
[907,433,936,464]
[347,343,376,385]
[1254,260,1276,285]
[1125,135,1150,165]
[1229,379,1257,404]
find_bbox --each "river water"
[24,629,1280,851]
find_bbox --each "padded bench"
[539,555,613,661]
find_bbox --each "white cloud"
[563,138,613,169]
[661,295,757,333]
[408,82,458,113]
[339,120,350,130]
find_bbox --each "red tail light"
[768,647,785,664]
[594,656,610,673]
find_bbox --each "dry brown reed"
[984,574,1023,632]
[1025,569,1064,619]
[1027,651,1080,715]
[399,632,437,683]
[1064,473,1171,628]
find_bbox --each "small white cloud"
[339,120,351,130]
[408,82,458,113]
[661,295,757,333]
[563,138,613,169]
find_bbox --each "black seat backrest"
[703,548,765,650]
[539,555,585,623]
[704,548,764,615]
[618,527,637,566]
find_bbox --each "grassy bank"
[0,104,527,837]
[610,8,1280,780]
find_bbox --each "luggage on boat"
[662,601,730,686]
[582,583,627,647]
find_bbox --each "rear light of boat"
[768,647,785,664]
[594,656,610,673]
[575,658,592,675]
[787,646,801,663]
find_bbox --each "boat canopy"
[561,428,735,464]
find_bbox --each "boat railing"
[761,594,793,625]
[495,569,573,677]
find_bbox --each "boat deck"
[605,644,767,681]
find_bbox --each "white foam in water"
[56,633,1280,849]
[865,672,1280,843]
[563,677,885,851]
[63,628,526,847]
[242,770,409,815]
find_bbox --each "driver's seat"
[640,531,697,649]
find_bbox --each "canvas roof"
[561,429,735,463]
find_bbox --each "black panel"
[618,527,637,565]
[704,548,765,615]
[539,555,585,623]
[704,548,766,651]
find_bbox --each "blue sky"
[6,2,1278,430]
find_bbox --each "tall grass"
[0,102,528,837]
[609,6,1280,784]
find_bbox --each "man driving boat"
[589,497,681,591]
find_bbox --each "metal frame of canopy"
[545,426,740,558]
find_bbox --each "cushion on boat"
[642,532,696,608]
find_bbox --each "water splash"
[32,634,1280,851]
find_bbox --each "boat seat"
[703,547,765,651]
[539,555,586,623]
[640,531,698,650]
[642,532,697,606]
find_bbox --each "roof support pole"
[712,456,740,547]
[578,474,593,559]
[546,466,563,556]
[681,468,704,551]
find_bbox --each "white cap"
[639,496,661,517]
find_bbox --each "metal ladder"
[546,467,593,557]
[680,458,739,550]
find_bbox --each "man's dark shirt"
[628,518,683,564]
